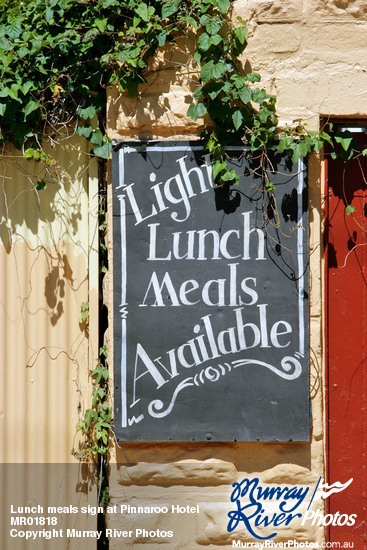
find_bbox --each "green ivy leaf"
[213,62,226,79]
[0,103,6,117]
[75,421,85,433]
[0,84,19,101]
[93,141,112,159]
[290,141,310,164]
[77,106,96,120]
[208,85,222,100]
[196,102,207,117]
[298,141,308,157]
[161,1,178,19]
[135,3,155,22]
[20,82,34,95]
[200,60,214,82]
[76,125,93,139]
[181,14,198,28]
[205,137,217,152]
[278,140,286,154]
[233,26,247,45]
[197,33,211,51]
[246,73,261,83]
[0,37,11,50]
[211,34,222,47]
[335,133,353,152]
[200,16,222,35]
[94,18,108,33]
[238,87,252,104]
[90,129,104,146]
[221,169,239,183]
[35,180,47,190]
[252,88,267,104]
[320,131,333,146]
[193,86,203,100]
[45,7,54,24]
[157,31,167,46]
[23,99,40,117]
[198,33,222,51]
[232,109,243,130]
[212,160,226,179]
[231,74,246,88]
[85,409,98,428]
[312,138,324,153]
[187,103,198,121]
[82,28,99,43]
[346,205,356,215]
[212,0,230,14]
[24,148,36,159]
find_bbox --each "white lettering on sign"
[146,212,265,261]
[124,154,213,225]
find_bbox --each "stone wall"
[108,0,367,139]
[105,0,367,546]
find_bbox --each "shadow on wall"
[108,36,257,139]
[44,255,81,327]
[325,135,367,270]
[0,137,90,327]
[108,38,245,138]
[108,38,197,137]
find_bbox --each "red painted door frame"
[326,130,367,546]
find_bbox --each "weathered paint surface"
[326,133,367,546]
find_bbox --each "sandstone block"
[234,0,303,23]
[110,459,237,486]
[261,463,318,484]
[309,0,367,20]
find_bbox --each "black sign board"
[112,142,309,441]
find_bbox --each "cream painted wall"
[0,138,98,548]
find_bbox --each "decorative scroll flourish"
[148,363,231,418]
[147,357,301,419]
[148,378,195,418]
[194,363,231,386]
[232,356,302,380]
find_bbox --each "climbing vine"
[73,345,111,460]
[1,0,361,169]
[0,0,363,470]
[0,0,362,180]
